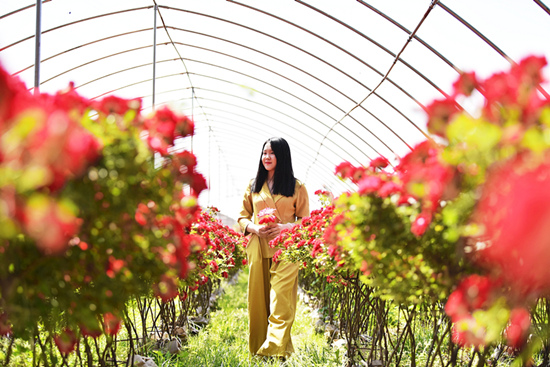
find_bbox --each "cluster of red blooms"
[0,62,214,354]
[335,140,455,238]
[181,208,245,295]
[444,275,530,349]
[330,55,550,350]
[258,207,277,224]
[269,190,342,281]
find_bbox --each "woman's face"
[262,142,277,173]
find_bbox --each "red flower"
[410,210,432,237]
[0,312,11,336]
[222,271,229,279]
[445,275,495,322]
[180,291,188,302]
[512,55,547,87]
[106,256,126,278]
[103,313,122,336]
[54,328,78,356]
[242,259,248,266]
[397,140,455,206]
[21,195,80,255]
[94,95,140,116]
[79,321,102,339]
[505,308,531,349]
[273,249,283,263]
[0,63,34,125]
[153,274,179,302]
[474,157,550,294]
[425,98,461,138]
[258,207,277,224]
[357,175,382,195]
[209,260,219,273]
[369,156,390,169]
[452,71,478,97]
[335,161,355,179]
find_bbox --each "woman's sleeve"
[295,182,310,219]
[237,183,254,234]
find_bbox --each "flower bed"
[270,55,550,366]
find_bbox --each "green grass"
[151,269,347,366]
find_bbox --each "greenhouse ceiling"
[1,0,549,216]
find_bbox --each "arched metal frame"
[1,0,549,214]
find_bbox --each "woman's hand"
[248,223,293,241]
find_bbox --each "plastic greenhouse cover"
[1,0,549,215]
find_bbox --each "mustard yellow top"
[238,179,309,258]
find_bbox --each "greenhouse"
[1,0,550,366]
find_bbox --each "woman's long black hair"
[251,137,296,197]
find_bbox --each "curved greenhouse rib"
[0,6,152,52]
[179,109,354,186]
[14,28,155,76]
[224,0,430,137]
[436,2,513,63]
[41,45,165,85]
[172,101,363,166]
[159,5,423,147]
[51,36,396,163]
[165,95,366,165]
[0,3,36,20]
[356,0,460,73]
[295,0,451,98]
[307,0,439,179]
[84,50,389,163]
[13,18,412,155]
[534,0,550,16]
[184,114,355,191]
[438,1,550,97]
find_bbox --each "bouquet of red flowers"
[258,207,277,224]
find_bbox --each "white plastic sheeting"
[1,0,549,215]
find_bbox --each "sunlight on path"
[169,269,346,367]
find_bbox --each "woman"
[237,137,309,358]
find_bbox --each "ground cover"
[148,269,347,367]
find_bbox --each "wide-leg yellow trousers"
[246,238,299,357]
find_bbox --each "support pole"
[34,0,42,95]
[152,4,157,110]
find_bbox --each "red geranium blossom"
[505,308,531,349]
[258,207,277,224]
[103,313,122,336]
[153,274,179,302]
[54,328,78,356]
[474,156,550,295]
[425,98,461,138]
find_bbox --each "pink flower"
[258,207,277,224]
[378,181,401,198]
[411,210,432,237]
[357,175,382,194]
